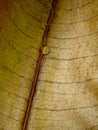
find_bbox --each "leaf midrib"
[22,0,58,129]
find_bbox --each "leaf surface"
[0,0,98,130]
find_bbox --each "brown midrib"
[22,0,58,129]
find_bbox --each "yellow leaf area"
[0,0,98,130]
[0,0,52,129]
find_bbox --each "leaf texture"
[0,0,98,130]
